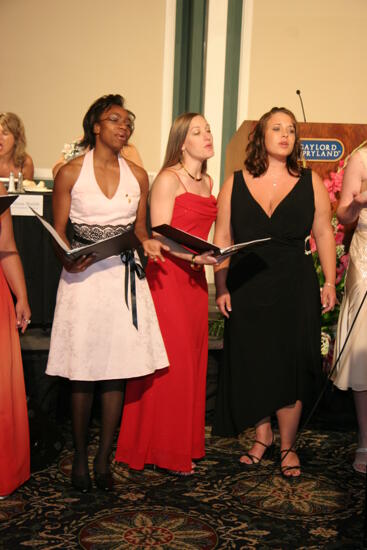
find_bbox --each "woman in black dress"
[212,107,336,478]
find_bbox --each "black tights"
[71,380,123,475]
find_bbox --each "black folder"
[31,209,140,262]
[152,224,271,257]
[0,195,18,215]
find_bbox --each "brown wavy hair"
[161,112,207,174]
[0,112,27,168]
[245,107,302,177]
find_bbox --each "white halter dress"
[333,148,367,391]
[46,150,168,381]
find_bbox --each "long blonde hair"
[0,112,27,168]
[161,112,207,173]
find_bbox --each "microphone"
[296,90,307,122]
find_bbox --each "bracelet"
[190,254,202,271]
[324,282,335,288]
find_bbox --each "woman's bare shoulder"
[54,155,85,188]
[153,167,182,190]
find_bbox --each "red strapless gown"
[0,265,30,496]
[115,191,217,472]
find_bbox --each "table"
[12,192,61,326]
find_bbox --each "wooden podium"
[225,121,367,181]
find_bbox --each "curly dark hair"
[245,107,302,177]
[79,94,125,149]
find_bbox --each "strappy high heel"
[240,436,275,467]
[280,448,301,480]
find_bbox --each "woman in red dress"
[115,113,218,474]
[0,182,31,497]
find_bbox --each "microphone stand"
[306,288,367,546]
[296,90,307,122]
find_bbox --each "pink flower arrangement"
[322,162,344,202]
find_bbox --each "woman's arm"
[149,170,217,266]
[0,183,31,332]
[336,151,367,224]
[127,162,169,261]
[213,174,234,317]
[22,154,34,180]
[311,171,337,312]
[52,159,94,272]
[52,157,66,179]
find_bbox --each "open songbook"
[0,194,18,215]
[152,224,271,257]
[31,209,140,262]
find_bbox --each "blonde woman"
[116,112,218,475]
[0,112,34,179]
[333,147,367,474]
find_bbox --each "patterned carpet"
[1,412,366,549]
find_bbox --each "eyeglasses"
[99,115,133,132]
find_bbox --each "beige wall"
[0,0,166,172]
[246,0,367,124]
[2,0,366,173]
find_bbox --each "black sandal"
[280,448,301,480]
[240,437,275,467]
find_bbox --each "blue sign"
[301,139,344,162]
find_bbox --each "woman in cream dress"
[47,94,168,492]
[334,147,367,474]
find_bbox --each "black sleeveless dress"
[212,169,322,437]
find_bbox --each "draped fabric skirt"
[0,265,30,496]
[115,255,209,472]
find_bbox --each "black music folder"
[152,224,270,257]
[32,209,140,262]
[0,194,18,215]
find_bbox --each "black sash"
[73,235,145,329]
[120,250,146,329]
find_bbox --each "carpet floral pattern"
[0,425,365,549]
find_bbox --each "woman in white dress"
[46,94,168,492]
[334,147,367,474]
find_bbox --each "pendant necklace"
[180,160,202,181]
